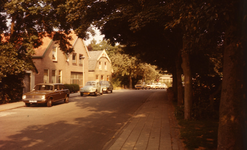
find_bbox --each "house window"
[96,75,99,80]
[72,53,77,65]
[101,75,104,80]
[44,69,49,83]
[107,75,109,81]
[99,61,102,70]
[52,46,57,61]
[71,72,83,87]
[79,54,83,66]
[58,70,62,83]
[51,70,56,83]
[105,62,107,70]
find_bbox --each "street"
[0,89,167,150]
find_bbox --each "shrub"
[64,84,79,93]
[0,74,24,104]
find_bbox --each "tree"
[87,39,160,88]
[64,0,247,148]
[0,0,77,102]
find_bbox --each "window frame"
[52,46,58,61]
[43,69,49,83]
[72,53,77,65]
[99,61,102,70]
[52,70,56,83]
[58,70,62,83]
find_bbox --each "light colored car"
[22,83,70,107]
[160,83,168,89]
[100,81,113,93]
[154,83,162,89]
[80,81,103,96]
[146,83,156,89]
[135,81,146,90]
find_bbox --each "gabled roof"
[88,50,111,71]
[32,36,53,57]
[32,31,88,58]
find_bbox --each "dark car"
[22,83,70,107]
[99,81,113,93]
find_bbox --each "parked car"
[100,81,113,93]
[146,83,156,89]
[160,83,168,89]
[22,83,70,107]
[154,83,162,89]
[135,81,146,90]
[80,81,103,96]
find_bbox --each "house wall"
[33,38,89,88]
[88,57,112,81]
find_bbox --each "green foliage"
[191,75,221,120]
[111,77,122,89]
[88,40,161,88]
[0,74,24,104]
[1,0,76,97]
[64,84,79,93]
[0,0,76,81]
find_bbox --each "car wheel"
[111,90,113,93]
[80,92,84,96]
[47,99,52,107]
[25,103,30,107]
[94,90,98,96]
[64,95,69,103]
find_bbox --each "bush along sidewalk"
[64,84,80,93]
[174,103,218,150]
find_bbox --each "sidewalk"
[103,91,184,150]
[0,92,80,112]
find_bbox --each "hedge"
[64,84,80,93]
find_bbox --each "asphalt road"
[0,89,166,150]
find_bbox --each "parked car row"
[80,81,113,96]
[135,82,168,90]
[22,81,114,107]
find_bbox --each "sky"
[84,28,105,46]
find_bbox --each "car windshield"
[86,82,96,86]
[35,85,53,91]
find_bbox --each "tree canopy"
[87,39,161,88]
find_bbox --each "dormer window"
[52,46,57,61]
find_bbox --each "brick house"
[32,32,90,88]
[88,50,112,81]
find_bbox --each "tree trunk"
[176,50,183,106]
[129,75,132,89]
[172,68,177,97]
[217,33,245,150]
[181,41,193,120]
